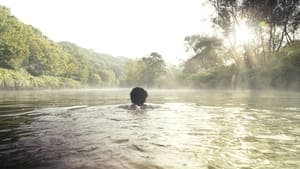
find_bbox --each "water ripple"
[0,90,300,169]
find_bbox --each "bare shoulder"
[117,104,160,110]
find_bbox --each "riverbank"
[0,68,82,89]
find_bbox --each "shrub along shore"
[0,68,82,89]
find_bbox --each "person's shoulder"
[117,104,160,110]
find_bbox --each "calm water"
[0,89,299,169]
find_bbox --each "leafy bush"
[0,68,82,89]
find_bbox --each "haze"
[1,0,214,65]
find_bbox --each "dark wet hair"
[130,87,148,106]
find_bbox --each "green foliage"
[156,66,182,88]
[139,52,167,87]
[182,35,300,90]
[122,52,167,87]
[87,73,102,87]
[209,0,299,51]
[0,6,72,77]
[122,59,145,86]
[182,65,238,88]
[58,42,89,82]
[184,35,224,73]
[0,6,126,89]
[98,69,118,87]
[0,68,81,89]
[268,40,300,89]
[58,42,125,87]
[1,5,299,90]
[0,6,30,69]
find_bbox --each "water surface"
[0,89,299,169]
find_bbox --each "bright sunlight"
[232,21,255,46]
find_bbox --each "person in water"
[118,87,156,110]
[129,87,148,110]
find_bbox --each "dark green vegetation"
[0,6,126,89]
[0,1,300,90]
[122,52,169,88]
[180,0,300,89]
[182,35,300,89]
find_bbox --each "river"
[0,89,299,169]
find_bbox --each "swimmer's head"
[130,87,148,106]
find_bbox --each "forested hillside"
[1,1,299,91]
[0,6,127,89]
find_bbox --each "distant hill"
[58,41,128,80]
[0,5,128,89]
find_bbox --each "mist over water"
[0,89,299,169]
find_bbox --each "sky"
[1,0,214,65]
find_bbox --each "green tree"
[0,5,127,89]
[0,6,30,69]
[183,35,224,73]
[140,52,166,87]
[209,0,300,51]
[122,52,167,87]
[58,42,89,83]
[87,72,102,87]
[123,59,145,86]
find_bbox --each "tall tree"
[209,0,300,52]
[140,52,166,87]
[123,52,166,87]
[183,35,224,73]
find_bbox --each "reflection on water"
[0,89,299,169]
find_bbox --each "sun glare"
[233,21,254,46]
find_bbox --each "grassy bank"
[0,68,82,90]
